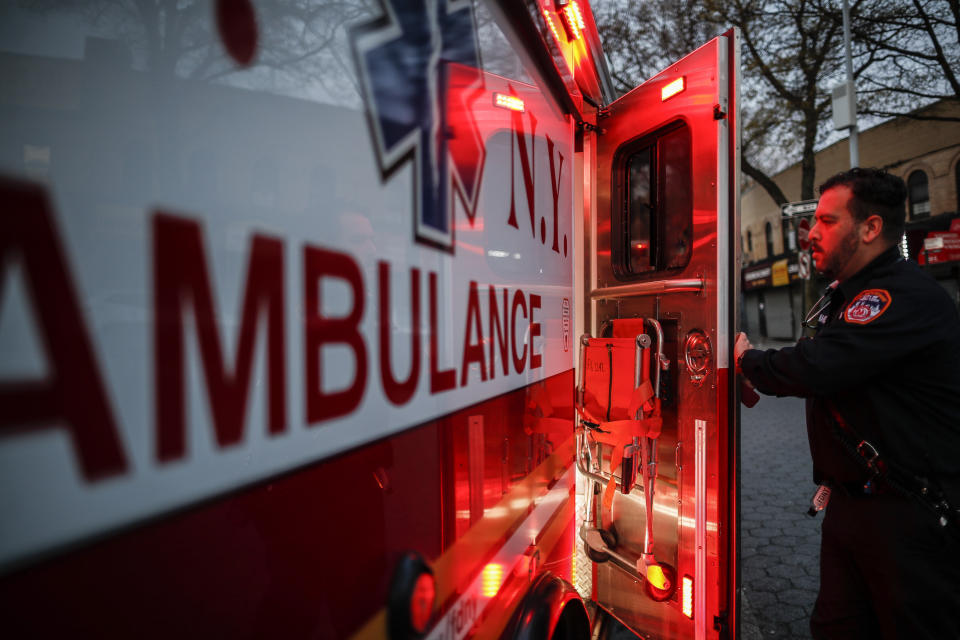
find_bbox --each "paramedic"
[735,168,960,639]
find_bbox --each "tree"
[596,0,862,203]
[22,0,374,104]
[705,0,893,201]
[596,0,959,206]
[595,0,718,94]
[852,0,960,122]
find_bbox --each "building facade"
[741,99,960,340]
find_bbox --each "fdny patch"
[844,289,892,325]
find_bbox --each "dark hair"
[818,167,907,244]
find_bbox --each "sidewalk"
[738,383,820,639]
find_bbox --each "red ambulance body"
[0,1,741,637]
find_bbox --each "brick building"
[741,99,960,339]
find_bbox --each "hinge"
[713,104,727,120]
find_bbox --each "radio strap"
[826,400,959,534]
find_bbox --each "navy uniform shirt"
[741,245,960,485]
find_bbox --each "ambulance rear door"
[584,30,741,639]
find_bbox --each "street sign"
[781,199,818,218]
[798,251,811,279]
[797,217,811,251]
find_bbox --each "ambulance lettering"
[0,179,547,481]
[508,108,567,257]
[430,591,479,640]
[154,213,286,462]
[843,289,892,325]
[448,593,478,638]
[0,178,127,481]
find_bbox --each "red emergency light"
[494,92,525,113]
[559,1,585,40]
[410,572,436,632]
[388,552,436,637]
[661,77,686,101]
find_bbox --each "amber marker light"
[646,563,667,590]
[481,563,504,598]
[493,92,525,113]
[571,546,576,588]
[661,77,686,101]
[682,575,694,619]
[543,9,563,45]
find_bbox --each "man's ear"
[861,214,884,244]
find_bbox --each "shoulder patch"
[843,289,892,325]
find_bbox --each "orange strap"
[578,379,656,425]
[628,380,656,422]
[595,415,662,527]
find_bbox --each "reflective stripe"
[424,467,573,640]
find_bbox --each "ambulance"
[0,0,741,637]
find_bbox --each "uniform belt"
[827,401,959,531]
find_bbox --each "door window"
[613,121,692,278]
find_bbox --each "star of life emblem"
[350,0,486,252]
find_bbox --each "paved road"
[739,341,821,640]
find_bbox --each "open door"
[578,31,740,639]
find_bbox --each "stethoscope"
[802,280,839,330]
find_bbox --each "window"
[614,121,692,278]
[765,221,774,257]
[908,170,930,219]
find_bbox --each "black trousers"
[810,487,960,639]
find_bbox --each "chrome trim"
[695,418,708,640]
[579,525,645,582]
[589,278,704,299]
[716,34,731,369]
[644,318,665,398]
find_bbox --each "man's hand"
[735,332,759,407]
[735,332,753,373]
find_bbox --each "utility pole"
[841,0,859,167]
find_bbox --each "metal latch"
[683,329,712,386]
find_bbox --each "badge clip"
[807,483,831,517]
